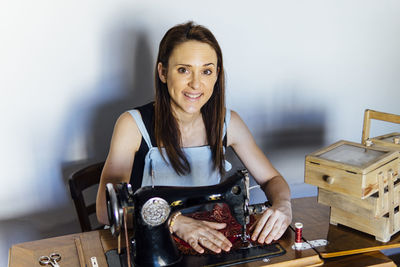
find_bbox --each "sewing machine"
[105,169,270,267]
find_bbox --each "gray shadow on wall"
[87,29,155,160]
[260,107,326,200]
[261,108,326,150]
[58,27,155,234]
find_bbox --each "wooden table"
[291,197,400,258]
[8,197,399,266]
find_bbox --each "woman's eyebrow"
[175,63,216,67]
[203,63,215,67]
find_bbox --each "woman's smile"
[158,40,218,117]
[183,92,203,100]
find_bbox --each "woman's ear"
[157,62,167,83]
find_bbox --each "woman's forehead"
[169,41,217,66]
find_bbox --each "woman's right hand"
[171,215,232,254]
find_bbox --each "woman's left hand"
[250,200,292,244]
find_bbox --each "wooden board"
[291,197,400,258]
[8,231,107,267]
[370,132,400,151]
[10,197,400,266]
[9,224,323,267]
[322,251,396,267]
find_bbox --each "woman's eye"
[177,67,187,73]
[203,69,212,75]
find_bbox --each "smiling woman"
[96,21,292,254]
[158,41,218,145]
[159,41,218,116]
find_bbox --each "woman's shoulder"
[116,102,153,131]
[226,109,251,146]
[226,109,242,125]
[115,112,139,133]
[124,102,154,121]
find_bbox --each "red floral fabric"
[173,203,258,255]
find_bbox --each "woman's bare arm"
[96,112,142,225]
[227,110,292,244]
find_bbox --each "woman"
[96,21,292,254]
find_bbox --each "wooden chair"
[361,109,400,145]
[69,162,105,232]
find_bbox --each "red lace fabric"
[173,204,258,255]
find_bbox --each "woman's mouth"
[184,92,202,99]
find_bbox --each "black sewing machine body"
[106,169,250,267]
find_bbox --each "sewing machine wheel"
[106,183,123,236]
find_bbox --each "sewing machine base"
[106,243,285,267]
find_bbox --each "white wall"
[2,0,400,265]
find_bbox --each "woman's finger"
[264,219,282,244]
[187,237,204,254]
[199,236,221,253]
[205,231,232,252]
[202,220,227,230]
[202,221,232,251]
[258,213,278,243]
[272,223,288,241]
[251,209,272,241]
[249,216,261,231]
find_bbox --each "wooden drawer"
[329,205,400,243]
[305,140,399,199]
[318,180,400,219]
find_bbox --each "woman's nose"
[189,72,201,89]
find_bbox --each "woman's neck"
[171,107,207,147]
[171,104,202,128]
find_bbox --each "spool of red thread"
[294,222,303,249]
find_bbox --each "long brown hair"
[154,21,226,176]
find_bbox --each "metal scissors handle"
[39,253,61,267]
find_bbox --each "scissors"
[38,252,61,266]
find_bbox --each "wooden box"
[328,203,400,242]
[318,175,400,219]
[305,140,399,199]
[304,109,400,242]
[318,183,400,242]
[305,140,400,242]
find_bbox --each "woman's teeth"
[184,93,201,99]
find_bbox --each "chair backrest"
[69,162,105,232]
[362,109,400,145]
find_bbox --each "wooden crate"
[318,178,400,219]
[304,109,400,242]
[316,167,400,242]
[305,140,399,199]
[329,204,400,242]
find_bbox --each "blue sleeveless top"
[128,103,231,189]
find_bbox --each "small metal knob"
[394,137,400,145]
[323,175,334,184]
[365,140,373,147]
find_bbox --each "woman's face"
[158,40,218,116]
